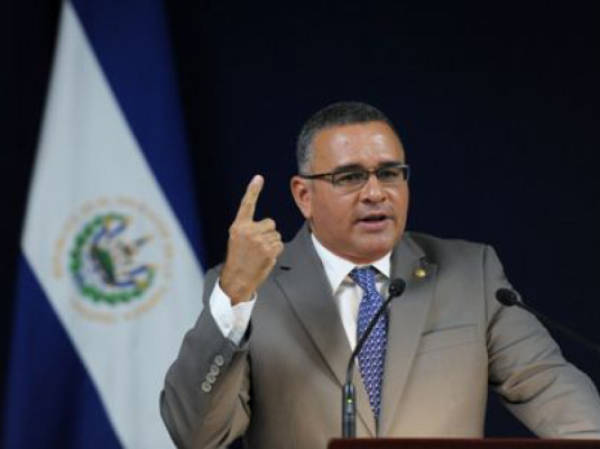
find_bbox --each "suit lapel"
[379,234,436,436]
[273,225,376,436]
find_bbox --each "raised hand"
[219,175,284,304]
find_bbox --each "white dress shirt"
[209,233,391,348]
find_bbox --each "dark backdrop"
[3,0,600,441]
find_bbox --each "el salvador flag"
[3,1,204,448]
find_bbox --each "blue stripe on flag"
[71,0,205,267]
[2,256,122,449]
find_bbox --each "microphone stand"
[496,288,600,358]
[342,279,406,438]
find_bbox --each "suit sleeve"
[160,267,252,448]
[484,245,600,438]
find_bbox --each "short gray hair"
[296,101,398,173]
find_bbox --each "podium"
[328,439,600,449]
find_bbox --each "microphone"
[342,278,406,438]
[495,288,600,358]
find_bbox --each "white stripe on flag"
[22,3,203,447]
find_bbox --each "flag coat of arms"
[3,1,204,448]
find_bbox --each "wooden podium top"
[328,438,600,449]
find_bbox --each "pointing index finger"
[235,175,264,222]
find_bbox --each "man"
[160,102,600,448]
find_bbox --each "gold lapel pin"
[414,267,427,279]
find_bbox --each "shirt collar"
[311,232,391,293]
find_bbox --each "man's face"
[291,121,409,264]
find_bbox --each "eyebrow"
[331,160,405,173]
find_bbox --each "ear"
[290,176,312,219]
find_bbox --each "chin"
[364,233,397,250]
[352,242,394,263]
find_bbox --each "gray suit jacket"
[161,226,600,448]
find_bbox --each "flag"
[3,1,204,447]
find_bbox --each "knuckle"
[269,242,283,255]
[230,222,251,239]
[231,221,245,231]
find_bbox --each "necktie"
[350,266,387,421]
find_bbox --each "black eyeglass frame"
[298,162,410,187]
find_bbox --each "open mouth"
[356,214,392,231]
[359,214,388,223]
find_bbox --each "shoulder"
[404,231,492,265]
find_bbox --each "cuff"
[209,278,256,345]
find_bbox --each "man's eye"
[334,171,366,185]
[377,168,402,181]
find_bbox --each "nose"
[359,173,385,202]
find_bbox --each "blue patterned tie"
[350,266,387,421]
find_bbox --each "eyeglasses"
[299,163,410,190]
